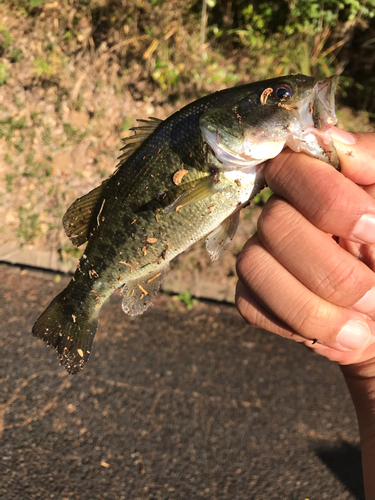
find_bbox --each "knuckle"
[304,173,354,230]
[285,296,327,336]
[319,260,361,302]
[235,286,264,329]
[257,197,292,239]
[236,240,263,283]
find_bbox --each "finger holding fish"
[263,140,375,245]
[236,132,375,364]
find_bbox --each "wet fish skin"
[32,74,338,374]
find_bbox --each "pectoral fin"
[164,176,221,214]
[121,264,169,316]
[205,212,239,261]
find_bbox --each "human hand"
[235,131,375,369]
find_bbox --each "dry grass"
[0,0,374,257]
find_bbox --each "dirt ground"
[0,1,374,300]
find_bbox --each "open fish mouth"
[292,74,339,167]
[314,75,338,129]
[301,75,338,146]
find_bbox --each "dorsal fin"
[62,181,107,247]
[118,117,163,163]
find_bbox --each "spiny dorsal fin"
[118,117,163,163]
[62,181,107,247]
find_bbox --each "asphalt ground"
[0,265,365,500]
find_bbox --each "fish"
[32,73,339,374]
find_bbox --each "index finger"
[264,144,375,244]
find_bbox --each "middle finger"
[256,195,375,318]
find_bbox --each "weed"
[0,116,27,141]
[30,110,43,125]
[0,25,13,49]
[42,126,52,144]
[16,206,41,243]
[63,122,77,139]
[5,153,13,164]
[9,48,23,62]
[14,94,25,109]
[6,173,15,192]
[32,57,53,77]
[26,151,35,167]
[14,139,24,153]
[0,63,8,85]
[176,290,198,310]
[253,188,273,206]
[152,59,180,90]
[29,0,44,8]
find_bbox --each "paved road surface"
[1,265,364,499]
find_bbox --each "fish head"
[200,74,339,170]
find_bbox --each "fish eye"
[273,84,293,101]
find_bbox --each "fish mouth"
[302,75,338,141]
[299,75,340,167]
[313,75,338,133]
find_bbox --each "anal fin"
[205,212,239,261]
[122,264,169,316]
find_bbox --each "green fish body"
[32,74,339,373]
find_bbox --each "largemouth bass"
[32,74,339,374]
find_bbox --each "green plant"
[32,57,53,77]
[176,290,198,310]
[0,63,8,85]
[42,126,52,144]
[0,25,13,49]
[6,173,15,192]
[9,48,23,62]
[253,188,273,206]
[63,122,77,139]
[29,0,44,8]
[152,58,180,90]
[16,206,41,243]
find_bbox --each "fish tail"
[32,288,98,374]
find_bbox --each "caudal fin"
[32,290,98,374]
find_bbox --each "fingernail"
[336,320,370,350]
[331,126,356,145]
[352,214,375,244]
[354,287,375,313]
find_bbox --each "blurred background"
[0,0,375,292]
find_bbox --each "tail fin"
[32,290,98,374]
